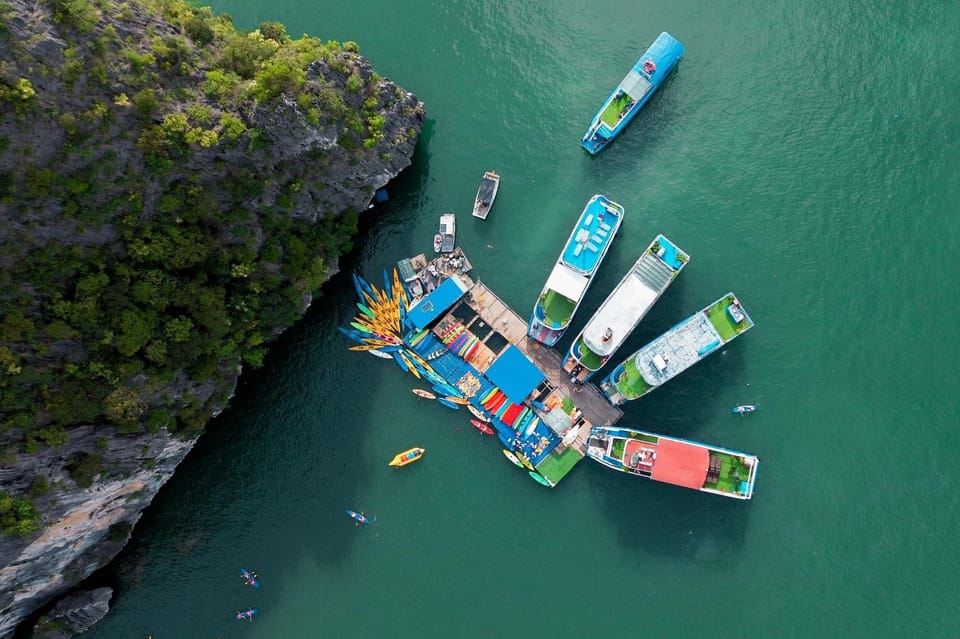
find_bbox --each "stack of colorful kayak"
[446,331,481,359]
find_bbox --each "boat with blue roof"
[600,293,754,406]
[562,235,689,383]
[585,425,759,500]
[581,32,685,155]
[527,195,624,347]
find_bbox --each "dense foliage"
[0,0,418,477]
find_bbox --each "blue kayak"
[346,509,370,525]
[240,568,259,589]
[235,607,258,621]
[437,397,461,411]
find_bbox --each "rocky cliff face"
[0,1,423,636]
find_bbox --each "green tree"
[114,309,156,356]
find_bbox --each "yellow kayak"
[389,447,425,467]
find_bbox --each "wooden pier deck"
[463,280,623,434]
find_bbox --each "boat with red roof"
[585,426,759,500]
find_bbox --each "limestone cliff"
[0,0,423,635]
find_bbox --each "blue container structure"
[580,32,685,154]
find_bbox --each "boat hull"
[528,195,624,346]
[563,234,689,383]
[600,292,754,406]
[585,426,758,499]
[472,171,500,220]
[581,32,685,154]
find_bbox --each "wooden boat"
[389,447,425,467]
[467,405,490,422]
[472,171,500,220]
[412,388,436,400]
[470,419,494,435]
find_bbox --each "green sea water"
[84,1,960,637]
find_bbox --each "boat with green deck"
[527,194,624,346]
[599,292,754,405]
[585,426,759,500]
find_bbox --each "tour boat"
[527,195,624,346]
[562,235,688,383]
[600,293,754,406]
[581,32,685,154]
[585,426,759,499]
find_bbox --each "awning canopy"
[544,264,588,302]
[407,277,468,330]
[485,345,545,404]
[650,439,709,489]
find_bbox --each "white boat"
[438,213,456,253]
[563,235,689,383]
[472,171,500,220]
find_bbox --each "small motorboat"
[433,233,443,253]
[471,419,494,435]
[346,509,370,525]
[437,213,456,253]
[732,405,758,415]
[412,388,437,400]
[389,447,425,467]
[472,171,500,220]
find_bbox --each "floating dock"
[389,248,620,486]
[341,247,754,495]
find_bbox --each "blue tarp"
[407,277,468,330]
[485,345,545,404]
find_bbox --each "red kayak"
[470,419,494,435]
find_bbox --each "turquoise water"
[85,1,960,637]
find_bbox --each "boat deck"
[560,197,621,275]
[603,293,753,403]
[401,249,473,303]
